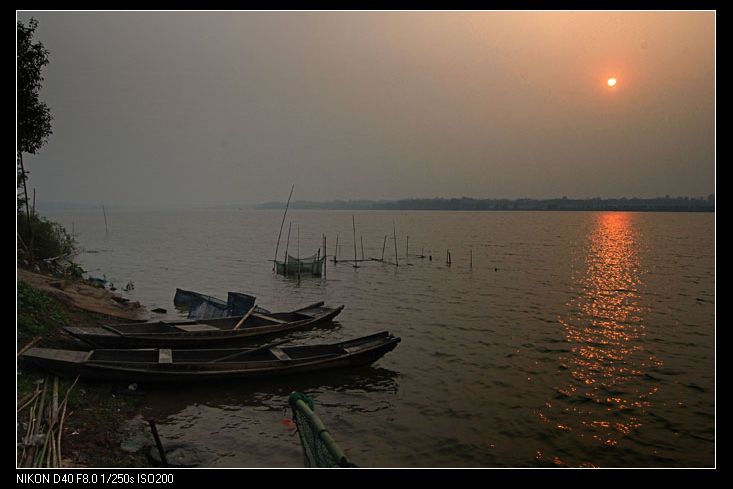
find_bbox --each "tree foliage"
[17,18,53,158]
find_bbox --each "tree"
[17,18,53,266]
[17,18,53,209]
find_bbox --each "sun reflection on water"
[541,212,662,464]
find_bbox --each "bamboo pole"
[18,336,40,357]
[20,383,40,465]
[148,420,168,467]
[323,234,327,278]
[393,222,399,267]
[297,224,301,282]
[233,305,256,330]
[283,221,292,276]
[381,235,387,261]
[51,377,59,430]
[17,390,40,413]
[360,235,365,260]
[56,376,79,467]
[102,205,109,236]
[334,234,339,263]
[352,215,359,268]
[273,184,295,271]
[406,235,409,262]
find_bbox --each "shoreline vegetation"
[256,195,715,212]
[34,195,715,213]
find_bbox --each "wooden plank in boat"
[270,347,292,361]
[253,314,289,324]
[65,326,117,337]
[175,324,219,332]
[158,349,173,364]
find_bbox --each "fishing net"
[289,392,357,468]
[277,255,326,276]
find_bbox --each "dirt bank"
[18,268,149,321]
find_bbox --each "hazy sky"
[17,11,714,207]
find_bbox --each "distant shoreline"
[256,197,715,213]
[36,196,715,213]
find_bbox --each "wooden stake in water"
[381,235,387,261]
[360,235,365,260]
[323,234,327,278]
[334,234,339,263]
[393,222,399,267]
[470,247,473,268]
[102,205,109,236]
[283,221,292,276]
[352,215,359,268]
[297,224,301,282]
[406,235,409,262]
[273,184,295,271]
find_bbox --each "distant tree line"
[257,195,715,212]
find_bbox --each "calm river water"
[43,209,715,467]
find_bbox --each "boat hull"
[21,332,400,383]
[63,305,344,349]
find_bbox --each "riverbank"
[17,269,153,468]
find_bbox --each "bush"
[17,212,76,265]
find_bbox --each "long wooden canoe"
[20,331,400,383]
[63,303,344,349]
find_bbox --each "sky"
[17,11,715,208]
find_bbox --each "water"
[44,209,715,467]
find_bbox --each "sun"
[607,77,618,87]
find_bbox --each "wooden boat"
[20,331,400,383]
[173,288,267,319]
[187,292,271,320]
[63,302,344,349]
[275,254,326,277]
[173,288,227,309]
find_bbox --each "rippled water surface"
[45,209,715,467]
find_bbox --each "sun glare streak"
[538,213,661,465]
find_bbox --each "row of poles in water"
[324,219,471,269]
[272,185,475,278]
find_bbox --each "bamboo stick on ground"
[52,377,59,427]
[21,385,40,466]
[17,390,40,413]
[17,336,40,357]
[56,376,79,467]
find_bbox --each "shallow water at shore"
[45,209,715,467]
